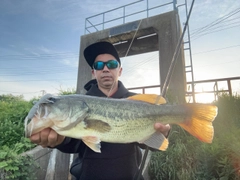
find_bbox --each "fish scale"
[25,94,218,153]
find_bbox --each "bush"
[0,140,38,180]
[0,90,75,179]
[58,87,76,95]
[0,94,37,180]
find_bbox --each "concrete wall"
[22,146,73,180]
[19,146,151,180]
[76,10,186,102]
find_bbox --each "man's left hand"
[154,123,171,137]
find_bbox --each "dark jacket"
[56,80,144,180]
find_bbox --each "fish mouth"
[24,94,57,137]
[25,119,35,138]
[24,117,32,137]
[24,104,51,137]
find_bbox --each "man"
[30,41,170,180]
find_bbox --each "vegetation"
[149,94,240,180]
[0,90,75,179]
[0,94,37,180]
[58,87,76,95]
[1,92,239,179]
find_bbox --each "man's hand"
[154,123,171,137]
[30,128,65,148]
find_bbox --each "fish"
[25,93,218,153]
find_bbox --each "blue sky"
[0,0,239,100]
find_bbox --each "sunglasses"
[93,60,119,70]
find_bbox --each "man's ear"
[118,67,123,77]
[92,69,96,78]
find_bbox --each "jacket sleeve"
[55,137,84,153]
[137,143,159,151]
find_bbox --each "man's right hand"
[29,128,65,148]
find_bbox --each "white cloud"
[61,58,78,68]
[0,76,75,100]
[1,0,239,99]
[38,46,53,54]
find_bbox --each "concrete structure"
[77,10,186,102]
[21,146,73,180]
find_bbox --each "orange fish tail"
[178,104,218,143]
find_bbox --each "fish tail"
[178,104,218,143]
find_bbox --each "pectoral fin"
[84,119,111,133]
[81,120,111,153]
[127,94,166,105]
[140,132,169,151]
[82,136,101,153]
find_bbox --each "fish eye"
[47,97,56,103]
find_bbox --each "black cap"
[84,41,121,69]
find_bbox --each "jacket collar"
[84,79,129,98]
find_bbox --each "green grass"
[0,90,76,179]
[149,94,240,180]
[1,92,239,179]
[0,94,37,180]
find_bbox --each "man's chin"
[102,81,115,87]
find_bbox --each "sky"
[0,0,239,102]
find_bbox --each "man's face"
[92,54,122,89]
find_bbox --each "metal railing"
[128,76,240,102]
[186,76,240,102]
[85,0,177,34]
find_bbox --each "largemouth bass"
[25,94,218,153]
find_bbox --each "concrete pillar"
[157,13,186,103]
[76,10,186,103]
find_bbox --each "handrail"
[85,0,176,34]
[128,76,240,101]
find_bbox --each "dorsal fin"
[127,94,166,105]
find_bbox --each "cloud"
[0,0,148,32]
[191,0,240,26]
[38,46,53,54]
[120,52,160,87]
[60,58,78,68]
[0,76,76,100]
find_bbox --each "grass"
[1,92,239,179]
[0,94,37,179]
[149,94,240,180]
